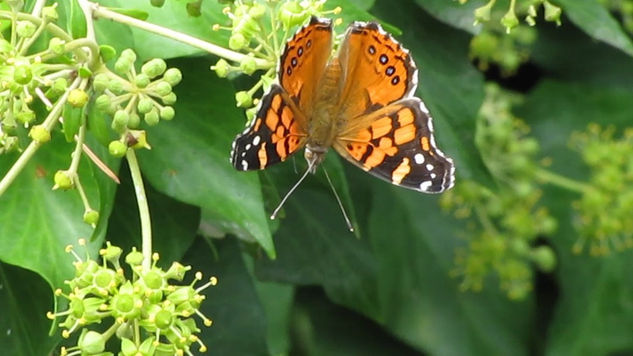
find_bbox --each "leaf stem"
[534,167,593,193]
[125,149,152,271]
[86,2,273,69]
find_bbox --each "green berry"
[114,57,133,75]
[95,94,112,112]
[141,58,167,79]
[29,125,51,143]
[159,106,175,121]
[16,21,36,38]
[108,140,127,157]
[531,246,556,272]
[68,88,89,108]
[235,91,252,107]
[153,81,172,96]
[137,98,154,114]
[13,65,32,85]
[240,57,257,75]
[83,209,100,225]
[112,110,129,131]
[120,48,137,62]
[144,109,160,126]
[109,79,124,94]
[54,170,74,190]
[78,330,106,354]
[134,73,150,88]
[128,112,141,128]
[212,59,230,78]
[228,32,247,50]
[163,68,182,86]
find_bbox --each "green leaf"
[106,162,200,266]
[137,58,274,258]
[56,0,87,39]
[518,80,633,355]
[184,237,268,354]
[414,0,484,34]
[0,263,59,355]
[556,0,633,57]
[0,134,118,289]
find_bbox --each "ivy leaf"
[414,0,484,34]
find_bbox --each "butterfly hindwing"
[231,85,307,171]
[334,98,454,193]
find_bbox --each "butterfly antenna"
[322,167,354,232]
[270,159,315,220]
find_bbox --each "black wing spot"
[287,66,292,75]
[386,66,395,76]
[306,39,312,48]
[379,54,388,65]
[298,46,304,56]
[391,75,400,85]
[368,45,376,55]
[291,57,298,67]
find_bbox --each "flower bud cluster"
[49,240,217,356]
[440,84,556,300]
[92,49,182,157]
[569,124,633,255]
[211,0,341,118]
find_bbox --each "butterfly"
[230,16,455,194]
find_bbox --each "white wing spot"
[420,181,432,191]
[241,160,248,170]
[419,101,430,114]
[245,144,251,151]
[426,163,434,171]
[430,172,437,179]
[414,153,425,164]
[242,127,250,134]
[241,152,246,157]
[252,135,261,146]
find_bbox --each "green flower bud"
[99,45,117,62]
[141,58,167,79]
[159,106,175,121]
[48,37,65,54]
[112,110,129,132]
[235,91,252,107]
[228,32,247,50]
[54,170,74,190]
[13,65,32,85]
[501,9,519,33]
[120,48,137,62]
[212,59,230,78]
[239,56,257,75]
[163,68,182,86]
[144,108,160,126]
[279,1,308,29]
[78,66,92,78]
[153,81,172,96]
[16,110,35,124]
[249,3,267,19]
[42,5,59,21]
[95,94,112,112]
[93,73,110,92]
[68,88,89,108]
[83,209,100,225]
[161,92,177,105]
[29,125,51,143]
[16,21,36,38]
[125,249,144,266]
[473,1,494,24]
[525,15,536,27]
[78,330,106,354]
[128,112,141,128]
[544,1,562,26]
[52,77,68,94]
[154,309,174,330]
[114,57,133,75]
[137,98,154,114]
[108,140,127,157]
[109,78,124,94]
[134,73,150,88]
[531,246,556,272]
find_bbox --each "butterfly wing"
[336,21,417,118]
[334,98,455,193]
[231,17,333,171]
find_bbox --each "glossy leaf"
[414,0,484,34]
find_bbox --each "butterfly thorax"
[304,60,343,172]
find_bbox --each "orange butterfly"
[231,17,454,194]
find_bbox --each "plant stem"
[86,2,272,69]
[534,167,593,193]
[125,149,152,271]
[0,77,81,197]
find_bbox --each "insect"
[230,16,455,206]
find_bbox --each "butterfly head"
[304,144,328,174]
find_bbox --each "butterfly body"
[231,17,455,193]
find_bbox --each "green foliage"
[1,0,633,355]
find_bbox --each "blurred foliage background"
[2,0,633,354]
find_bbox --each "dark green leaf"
[557,0,633,57]
[137,58,275,258]
[414,0,484,34]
